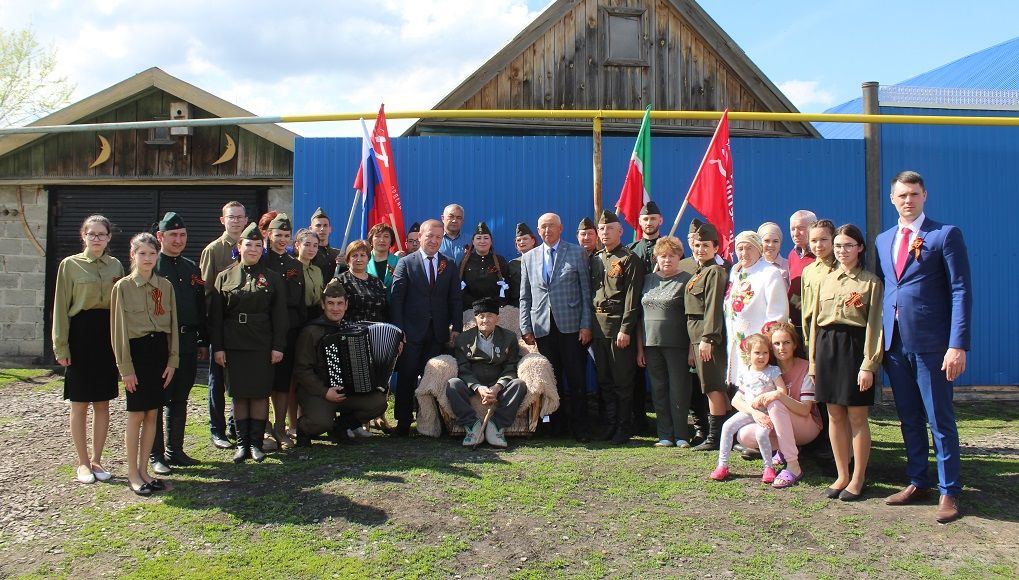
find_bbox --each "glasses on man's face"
[834,243,858,250]
[224,215,247,221]
[84,233,110,241]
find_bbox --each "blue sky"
[3,0,1017,135]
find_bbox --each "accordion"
[321,322,403,395]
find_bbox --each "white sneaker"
[485,421,508,448]
[75,465,95,484]
[91,464,112,482]
[675,439,691,449]
[352,426,373,438]
[654,439,674,447]
[462,420,484,447]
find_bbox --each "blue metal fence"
[294,131,1016,385]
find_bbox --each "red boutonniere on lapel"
[844,291,864,308]
[256,273,268,289]
[387,264,395,276]
[910,237,923,260]
[437,260,447,275]
[151,288,166,316]
[285,268,299,280]
[190,274,205,287]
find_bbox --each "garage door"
[44,187,266,362]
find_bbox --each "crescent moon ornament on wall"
[88,135,111,169]
[212,133,236,166]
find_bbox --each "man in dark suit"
[446,298,527,448]
[391,219,463,436]
[877,171,971,524]
[519,212,593,440]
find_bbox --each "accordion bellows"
[322,322,403,395]
[414,306,559,437]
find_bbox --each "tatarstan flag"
[615,106,652,239]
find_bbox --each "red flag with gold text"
[686,110,734,259]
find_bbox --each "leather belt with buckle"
[238,313,248,324]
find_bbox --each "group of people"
[53,170,970,523]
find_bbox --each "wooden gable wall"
[0,89,292,180]
[448,0,805,136]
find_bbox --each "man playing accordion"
[293,279,389,446]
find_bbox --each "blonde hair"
[652,236,684,258]
[344,240,371,264]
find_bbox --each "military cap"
[158,211,185,232]
[240,222,263,241]
[473,221,492,237]
[322,277,347,299]
[692,220,719,243]
[515,222,533,238]
[472,298,501,316]
[597,209,620,225]
[268,213,292,231]
[689,218,704,234]
[311,207,329,221]
[578,217,595,231]
[408,222,421,234]
[640,201,662,216]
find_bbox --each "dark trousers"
[207,359,231,437]
[394,330,443,424]
[446,378,527,430]
[885,325,962,496]
[152,337,198,460]
[646,346,692,441]
[591,336,637,432]
[297,390,388,436]
[535,316,589,436]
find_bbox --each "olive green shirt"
[684,260,727,345]
[110,272,180,376]
[303,262,323,308]
[52,251,125,360]
[590,244,645,337]
[800,254,837,351]
[809,265,884,374]
[199,232,237,298]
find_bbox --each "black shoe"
[296,431,312,447]
[394,423,411,437]
[739,446,762,461]
[824,486,846,499]
[596,424,617,442]
[130,482,155,496]
[211,435,234,449]
[232,445,250,463]
[839,488,865,502]
[249,445,266,462]
[232,419,250,463]
[150,458,172,475]
[166,451,200,467]
[611,430,632,445]
[147,478,167,492]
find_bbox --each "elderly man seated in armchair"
[447,298,528,448]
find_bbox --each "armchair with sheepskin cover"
[414,305,559,437]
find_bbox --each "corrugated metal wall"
[880,107,1014,385]
[294,136,864,257]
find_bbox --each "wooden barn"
[0,67,295,363]
[408,0,818,137]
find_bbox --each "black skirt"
[63,309,118,402]
[815,324,874,407]
[125,333,170,412]
[225,350,273,399]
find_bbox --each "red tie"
[894,227,912,279]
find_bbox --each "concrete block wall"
[0,186,48,363]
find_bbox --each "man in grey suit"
[519,213,593,441]
[391,219,463,436]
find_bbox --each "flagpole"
[388,213,403,252]
[341,189,362,249]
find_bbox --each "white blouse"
[724,258,790,383]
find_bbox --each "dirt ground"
[1,373,1017,578]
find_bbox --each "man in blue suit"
[519,213,593,441]
[876,171,971,523]
[391,219,463,436]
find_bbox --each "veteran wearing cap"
[590,210,646,444]
[460,222,512,311]
[293,280,388,446]
[684,220,730,451]
[209,223,289,463]
[310,207,342,287]
[263,213,306,450]
[577,217,598,256]
[447,298,527,448]
[149,212,207,474]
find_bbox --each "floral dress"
[723,258,789,383]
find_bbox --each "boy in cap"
[310,207,341,287]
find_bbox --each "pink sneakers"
[761,466,778,484]
[710,466,730,481]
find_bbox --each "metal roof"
[816,36,1019,139]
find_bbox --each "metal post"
[593,116,603,218]
[862,81,884,401]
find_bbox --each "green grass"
[2,375,1017,579]
[0,368,52,387]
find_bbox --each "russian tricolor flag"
[353,119,388,240]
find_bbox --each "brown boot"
[885,484,932,505]
[936,495,961,523]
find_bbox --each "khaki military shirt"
[590,244,645,337]
[800,254,836,351]
[52,251,124,360]
[684,260,727,345]
[110,272,180,376]
[303,262,323,308]
[809,265,884,374]
[199,232,237,298]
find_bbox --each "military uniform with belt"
[151,212,207,469]
[505,222,533,308]
[590,210,646,443]
[262,213,306,393]
[460,222,512,311]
